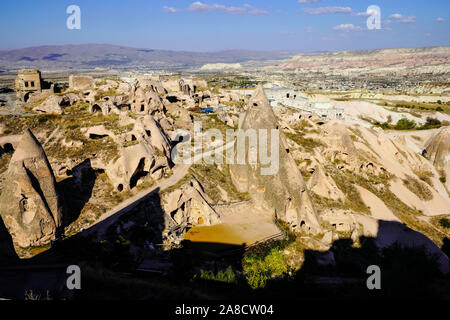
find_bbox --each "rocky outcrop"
[102,115,172,191]
[308,165,344,201]
[129,86,165,115]
[0,129,63,248]
[33,95,68,114]
[424,127,449,171]
[230,84,322,234]
[424,126,450,191]
[69,75,94,91]
[162,178,220,242]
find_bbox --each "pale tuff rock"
[33,95,68,114]
[69,75,95,91]
[165,103,192,124]
[424,127,450,188]
[0,129,63,248]
[162,178,220,240]
[230,84,322,234]
[135,76,166,95]
[308,165,344,201]
[319,121,360,169]
[163,78,207,95]
[101,115,172,192]
[129,86,164,115]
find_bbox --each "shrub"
[242,241,289,289]
[436,106,443,112]
[394,118,416,130]
[402,175,433,201]
[418,117,442,130]
[199,266,237,284]
[439,218,450,229]
[439,177,446,183]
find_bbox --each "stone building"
[15,69,42,97]
[14,69,55,102]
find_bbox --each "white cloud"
[351,11,370,17]
[303,6,353,15]
[163,6,180,13]
[333,24,363,32]
[188,2,268,15]
[436,17,445,22]
[388,13,416,23]
[302,6,372,18]
[298,0,323,3]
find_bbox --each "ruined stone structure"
[15,69,42,100]
[69,75,95,91]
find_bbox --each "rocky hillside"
[276,46,450,75]
[0,44,296,71]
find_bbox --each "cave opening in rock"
[91,104,102,113]
[89,134,108,140]
[118,104,131,111]
[129,158,149,189]
[166,96,179,103]
[1,143,14,156]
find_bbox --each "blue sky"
[0,0,448,51]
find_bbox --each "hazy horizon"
[1,42,449,54]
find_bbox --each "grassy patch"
[190,163,251,203]
[326,167,371,215]
[197,266,237,284]
[439,218,450,229]
[413,170,434,187]
[242,240,290,289]
[402,175,433,201]
[285,131,325,153]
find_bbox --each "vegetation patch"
[413,169,434,187]
[285,131,324,153]
[197,266,237,284]
[191,163,251,203]
[402,175,433,201]
[439,218,450,229]
[242,240,290,290]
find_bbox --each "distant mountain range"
[0,44,303,71]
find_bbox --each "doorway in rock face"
[1,143,14,155]
[129,158,149,189]
[91,104,102,113]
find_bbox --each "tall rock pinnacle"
[230,84,322,234]
[0,129,63,249]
